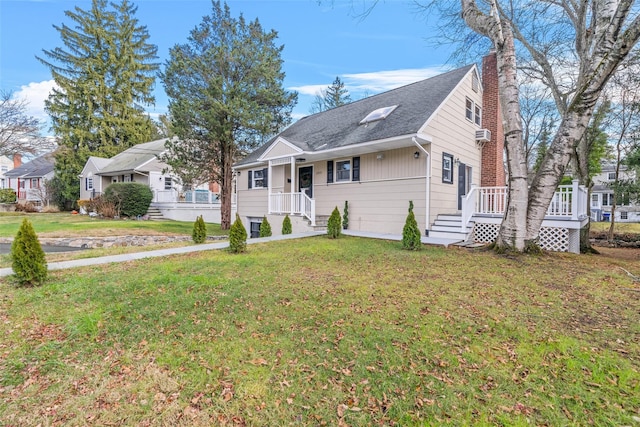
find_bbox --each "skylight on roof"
[359,105,398,125]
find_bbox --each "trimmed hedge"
[327,206,342,239]
[11,218,47,286]
[104,182,153,218]
[229,214,247,253]
[282,214,292,235]
[192,215,207,243]
[0,188,16,203]
[259,216,272,237]
[402,200,421,250]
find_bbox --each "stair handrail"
[460,185,477,232]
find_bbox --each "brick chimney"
[12,154,22,169]
[481,51,506,187]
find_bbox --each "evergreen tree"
[11,218,47,286]
[259,216,272,237]
[160,1,297,229]
[327,206,342,239]
[342,200,349,230]
[38,0,158,207]
[402,201,421,251]
[310,76,352,113]
[192,215,207,243]
[282,214,292,235]
[229,214,247,253]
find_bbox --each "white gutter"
[412,135,432,235]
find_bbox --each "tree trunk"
[220,145,234,230]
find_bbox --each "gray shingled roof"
[4,153,55,178]
[97,139,168,175]
[236,64,475,166]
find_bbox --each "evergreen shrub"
[229,214,247,253]
[104,183,153,217]
[327,206,342,239]
[259,216,272,237]
[11,218,47,286]
[402,200,422,250]
[343,201,349,230]
[282,214,292,235]
[192,215,207,243]
[0,188,16,203]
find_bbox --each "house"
[0,155,17,189]
[79,138,224,222]
[591,163,639,222]
[233,52,588,252]
[4,152,55,204]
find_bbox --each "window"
[472,71,479,92]
[164,177,172,190]
[442,153,454,184]
[591,194,599,207]
[465,98,473,121]
[360,105,398,125]
[86,178,93,191]
[336,160,351,182]
[621,211,628,220]
[1,166,7,173]
[608,172,616,180]
[252,169,265,188]
[250,221,261,238]
[248,168,268,189]
[327,157,360,183]
[124,175,131,183]
[602,193,614,206]
[475,104,482,126]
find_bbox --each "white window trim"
[465,98,473,122]
[164,177,173,190]
[251,169,265,189]
[465,97,482,127]
[442,153,454,184]
[87,178,93,190]
[335,158,352,183]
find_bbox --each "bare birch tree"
[455,0,640,252]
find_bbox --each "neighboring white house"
[79,138,226,222]
[591,163,639,222]
[0,155,15,189]
[4,153,55,205]
[234,52,588,253]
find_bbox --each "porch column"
[571,179,579,221]
[290,156,295,215]
[268,160,273,214]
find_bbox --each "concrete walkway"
[0,230,460,278]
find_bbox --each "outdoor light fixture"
[454,157,461,165]
[376,154,384,160]
[414,151,420,159]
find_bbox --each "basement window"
[360,105,398,125]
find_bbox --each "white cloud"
[289,66,449,99]
[12,80,57,124]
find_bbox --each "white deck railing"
[154,189,233,204]
[269,192,316,225]
[460,180,587,231]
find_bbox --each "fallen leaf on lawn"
[248,358,268,366]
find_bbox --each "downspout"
[412,136,431,235]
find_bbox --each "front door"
[298,166,313,198]
[458,162,467,210]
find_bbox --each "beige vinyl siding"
[421,70,483,222]
[262,140,300,159]
[314,177,426,234]
[236,167,269,220]
[358,146,425,181]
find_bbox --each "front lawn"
[0,212,226,238]
[1,237,638,425]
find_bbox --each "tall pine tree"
[38,0,158,207]
[160,1,297,229]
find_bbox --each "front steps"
[428,213,473,242]
[146,207,164,220]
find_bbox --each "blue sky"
[0,0,455,133]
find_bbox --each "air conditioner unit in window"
[475,129,491,142]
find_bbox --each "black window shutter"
[85,178,88,191]
[262,168,268,188]
[352,157,360,182]
[248,170,252,189]
[327,161,334,183]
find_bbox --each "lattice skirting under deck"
[473,223,573,252]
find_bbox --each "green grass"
[590,221,640,234]
[1,237,639,426]
[0,212,226,238]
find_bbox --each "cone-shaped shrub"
[229,214,247,253]
[343,201,349,230]
[259,216,272,237]
[192,215,207,243]
[282,214,292,235]
[11,218,47,286]
[327,206,342,239]
[402,200,421,250]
